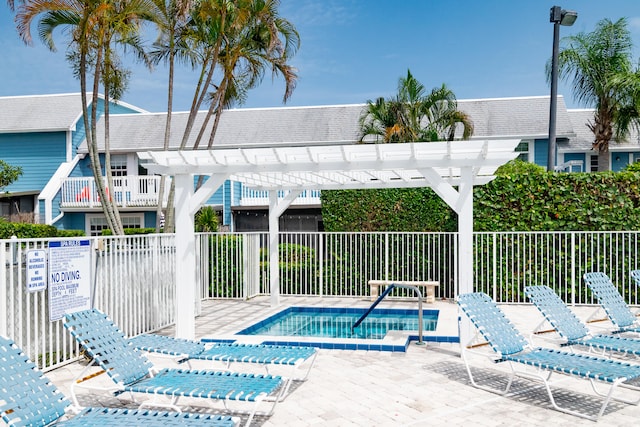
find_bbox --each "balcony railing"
[60,176,170,208]
[240,188,321,206]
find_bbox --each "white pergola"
[139,139,520,345]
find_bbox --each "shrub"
[101,227,158,236]
[0,220,74,238]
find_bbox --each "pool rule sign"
[48,239,92,321]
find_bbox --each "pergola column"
[268,190,302,306]
[173,173,196,339]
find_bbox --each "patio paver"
[45,297,640,426]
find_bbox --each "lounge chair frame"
[0,335,238,427]
[457,292,640,421]
[63,309,286,426]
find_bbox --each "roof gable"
[0,93,147,134]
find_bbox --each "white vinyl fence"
[3,230,640,370]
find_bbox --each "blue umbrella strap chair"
[0,335,238,427]
[457,292,640,421]
[525,285,640,358]
[63,309,286,427]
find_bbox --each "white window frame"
[515,140,531,162]
[85,213,144,236]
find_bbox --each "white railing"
[60,176,170,208]
[4,230,640,370]
[474,231,640,304]
[240,188,321,206]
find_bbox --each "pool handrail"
[352,283,424,345]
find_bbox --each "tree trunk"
[597,148,610,172]
[102,81,124,235]
[156,33,176,232]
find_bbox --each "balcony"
[240,188,321,206]
[60,176,169,209]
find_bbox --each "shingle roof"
[0,93,85,133]
[0,93,147,134]
[458,95,574,139]
[85,104,366,152]
[86,96,576,152]
[562,109,640,152]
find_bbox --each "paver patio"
[45,297,640,426]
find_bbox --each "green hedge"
[321,188,456,232]
[101,227,159,236]
[0,220,85,239]
[475,163,640,231]
[321,161,640,232]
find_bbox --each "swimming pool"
[217,306,450,352]
[237,306,438,339]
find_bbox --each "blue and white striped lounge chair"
[584,272,640,334]
[128,335,317,400]
[457,292,640,421]
[129,334,317,379]
[525,285,640,357]
[0,335,238,427]
[63,309,285,427]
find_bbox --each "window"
[110,155,127,177]
[110,155,127,187]
[515,141,530,162]
[590,155,598,172]
[87,214,142,236]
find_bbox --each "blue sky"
[1,0,639,113]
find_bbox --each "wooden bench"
[368,280,439,303]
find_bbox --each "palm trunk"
[87,43,119,235]
[166,37,225,231]
[103,78,124,235]
[156,26,177,232]
[195,79,228,190]
[590,109,613,171]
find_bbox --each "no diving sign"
[48,239,92,321]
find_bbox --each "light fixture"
[547,6,578,172]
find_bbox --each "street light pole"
[547,6,577,172]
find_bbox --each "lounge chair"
[0,335,238,427]
[128,335,317,400]
[583,272,640,333]
[629,269,640,314]
[63,309,286,426]
[457,292,640,420]
[525,285,640,357]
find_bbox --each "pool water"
[236,306,438,340]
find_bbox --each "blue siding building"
[2,93,639,235]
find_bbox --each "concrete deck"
[45,297,640,426]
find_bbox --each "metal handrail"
[352,283,424,345]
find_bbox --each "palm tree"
[359,70,473,143]
[148,0,196,231]
[554,17,640,171]
[16,0,157,234]
[161,0,299,231]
